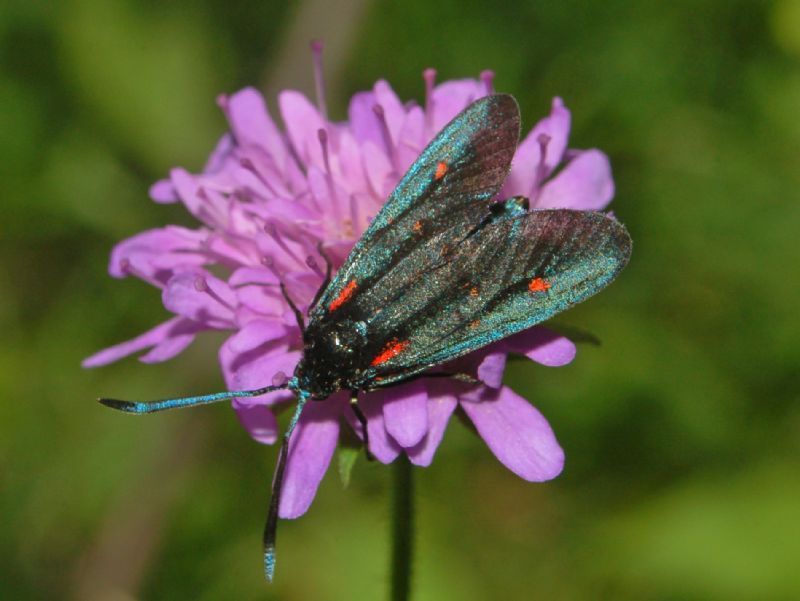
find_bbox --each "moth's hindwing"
[357,208,631,387]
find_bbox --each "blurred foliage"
[2,0,799,599]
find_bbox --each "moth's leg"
[279,281,305,333]
[263,393,309,582]
[350,392,374,461]
[308,242,333,312]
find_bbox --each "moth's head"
[294,319,368,399]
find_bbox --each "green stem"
[391,456,414,601]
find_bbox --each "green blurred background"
[2,0,799,599]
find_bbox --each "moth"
[100,94,631,580]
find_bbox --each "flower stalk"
[391,456,414,601]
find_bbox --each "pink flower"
[85,53,615,519]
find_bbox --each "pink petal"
[506,327,576,367]
[244,195,317,225]
[477,350,507,388]
[204,232,257,266]
[220,338,300,406]
[382,380,429,448]
[224,88,287,166]
[348,91,383,147]
[361,141,393,198]
[82,317,202,368]
[502,97,571,198]
[138,331,196,364]
[279,396,344,518]
[203,133,236,174]
[307,165,334,208]
[353,391,401,463]
[162,271,236,328]
[396,105,425,173]
[279,90,326,170]
[254,228,316,276]
[232,282,285,318]
[536,149,615,211]
[333,130,369,194]
[228,267,286,317]
[109,226,208,281]
[429,79,484,134]
[226,319,286,354]
[373,80,405,145]
[406,381,458,467]
[460,386,564,481]
[149,179,178,203]
[229,266,279,287]
[170,168,221,224]
[221,340,297,446]
[234,403,279,445]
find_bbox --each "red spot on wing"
[469,286,479,298]
[412,220,423,233]
[469,319,481,329]
[528,277,551,293]
[434,161,448,180]
[371,339,410,366]
[329,279,358,312]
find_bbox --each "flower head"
[85,53,615,518]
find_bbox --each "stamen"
[305,255,323,277]
[317,128,340,207]
[423,68,437,134]
[194,275,235,311]
[538,133,552,153]
[119,258,164,289]
[348,193,360,236]
[310,40,328,120]
[264,223,306,268]
[259,256,285,288]
[372,104,398,170]
[299,188,323,213]
[531,133,552,201]
[193,276,208,292]
[317,129,331,174]
[272,371,288,387]
[196,187,228,225]
[240,157,278,196]
[480,70,495,95]
[233,189,251,203]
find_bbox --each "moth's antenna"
[263,390,310,582]
[98,384,288,414]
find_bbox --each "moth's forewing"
[310,94,520,321]
[299,94,630,395]
[357,209,631,387]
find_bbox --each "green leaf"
[337,446,359,489]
